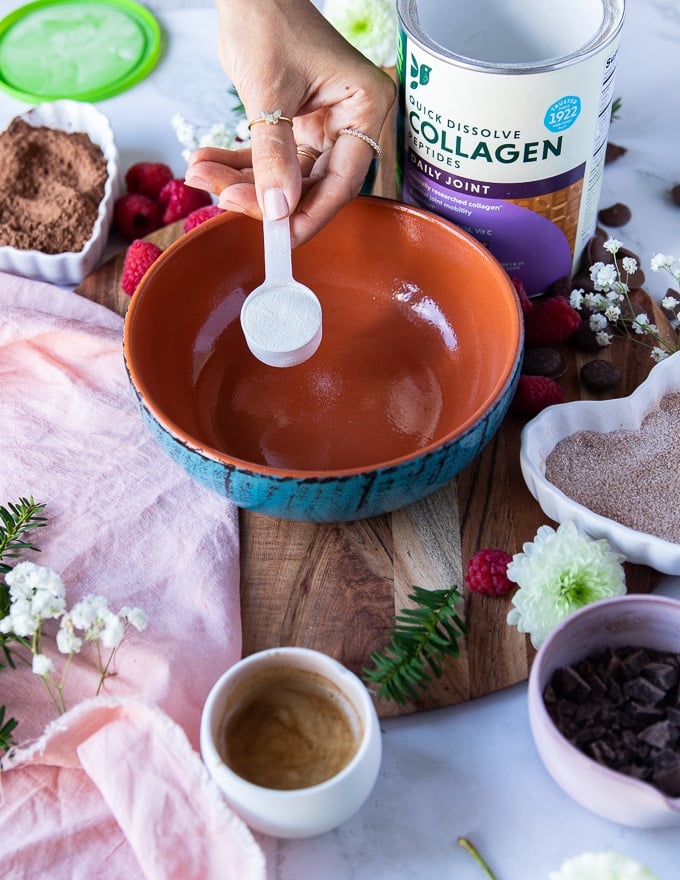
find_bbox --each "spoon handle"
[263,216,293,284]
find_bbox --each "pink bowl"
[528,594,680,828]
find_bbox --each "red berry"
[524,295,581,346]
[158,178,212,225]
[121,239,163,296]
[124,161,173,200]
[113,193,162,241]
[465,548,514,596]
[511,374,564,416]
[183,204,225,232]
[510,275,533,316]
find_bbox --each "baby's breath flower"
[549,851,658,880]
[603,237,622,254]
[56,616,83,654]
[506,522,626,648]
[120,606,148,632]
[32,653,54,677]
[595,330,613,347]
[621,255,637,274]
[590,261,618,291]
[69,594,107,631]
[650,253,675,272]
[569,289,584,309]
[99,612,125,649]
[589,313,609,332]
[323,0,397,67]
[651,346,669,362]
[661,294,679,311]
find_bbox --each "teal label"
[544,96,581,132]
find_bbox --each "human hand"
[185,0,395,247]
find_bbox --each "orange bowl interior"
[125,197,522,474]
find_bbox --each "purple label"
[403,150,583,295]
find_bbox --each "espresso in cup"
[219,666,362,790]
[200,647,382,837]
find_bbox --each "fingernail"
[263,187,289,221]
[184,172,208,189]
[217,194,245,213]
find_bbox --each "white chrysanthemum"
[323,0,397,66]
[549,851,658,880]
[506,522,626,648]
[32,653,54,677]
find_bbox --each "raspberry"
[510,275,533,316]
[524,295,581,346]
[124,161,173,200]
[465,548,514,596]
[183,204,225,232]
[158,178,212,225]
[113,193,162,241]
[511,374,564,416]
[121,239,163,296]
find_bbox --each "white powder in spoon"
[241,283,322,353]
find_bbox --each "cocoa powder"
[0,118,107,254]
[545,391,680,542]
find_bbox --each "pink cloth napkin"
[0,273,265,878]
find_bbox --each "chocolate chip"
[605,142,627,164]
[598,202,632,227]
[671,184,680,207]
[522,346,566,378]
[572,320,604,353]
[580,359,622,391]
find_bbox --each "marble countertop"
[0,1,679,877]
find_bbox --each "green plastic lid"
[0,0,161,102]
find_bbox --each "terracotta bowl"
[124,197,523,521]
[529,595,680,828]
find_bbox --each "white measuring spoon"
[240,215,322,368]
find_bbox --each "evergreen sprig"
[0,496,47,575]
[0,704,18,756]
[363,585,465,705]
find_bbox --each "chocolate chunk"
[580,359,621,391]
[522,346,566,378]
[671,184,680,207]
[572,320,604,353]
[605,142,627,164]
[598,202,632,227]
[544,644,680,799]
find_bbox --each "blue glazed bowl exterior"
[127,360,520,522]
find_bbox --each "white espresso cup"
[200,646,382,838]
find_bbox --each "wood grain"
[75,118,669,717]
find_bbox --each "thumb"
[247,111,301,220]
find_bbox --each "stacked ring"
[296,146,320,163]
[337,128,382,157]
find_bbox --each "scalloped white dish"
[0,100,121,285]
[520,352,680,575]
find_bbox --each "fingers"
[246,113,302,220]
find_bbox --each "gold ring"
[247,109,294,131]
[296,146,320,163]
[337,128,382,157]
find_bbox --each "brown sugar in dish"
[545,392,680,543]
[0,118,107,254]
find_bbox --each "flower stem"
[457,837,498,880]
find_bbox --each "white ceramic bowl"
[520,352,680,574]
[528,594,680,828]
[0,100,121,285]
[200,647,382,838]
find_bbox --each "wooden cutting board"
[75,131,671,716]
